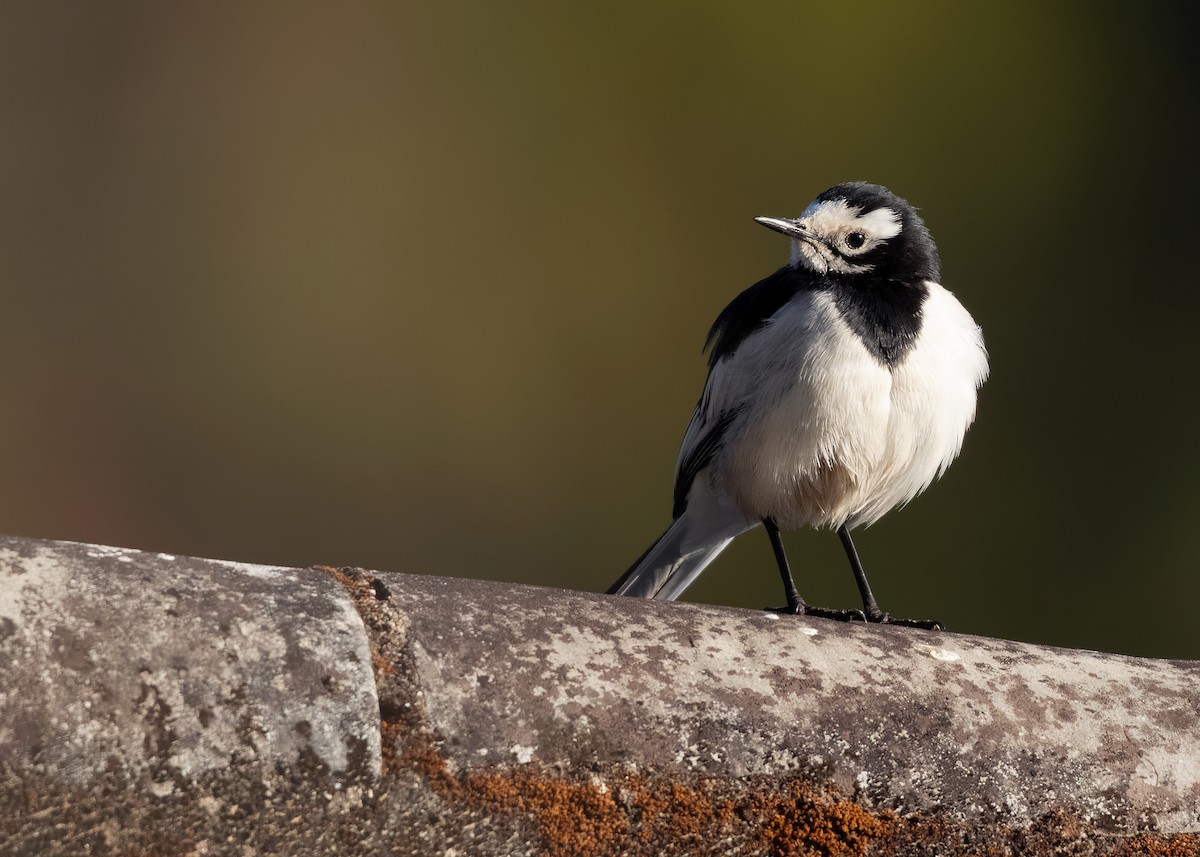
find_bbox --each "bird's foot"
[864,608,944,631]
[769,601,867,623]
[806,605,869,623]
[769,603,942,629]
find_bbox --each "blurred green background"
[1,3,1196,658]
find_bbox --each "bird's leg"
[837,525,884,620]
[764,519,865,622]
[837,525,943,630]
[764,518,803,612]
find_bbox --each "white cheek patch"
[853,206,902,240]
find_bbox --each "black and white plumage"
[607,182,988,628]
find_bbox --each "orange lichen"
[395,743,905,857]
[465,769,626,857]
[751,781,895,856]
[1120,833,1200,856]
[624,778,736,847]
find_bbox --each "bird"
[607,181,988,629]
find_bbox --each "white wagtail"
[608,182,988,628]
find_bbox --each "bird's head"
[756,182,940,284]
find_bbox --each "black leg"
[764,518,804,613]
[836,525,884,620]
[765,519,866,622]
[836,525,943,630]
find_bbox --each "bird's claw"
[806,605,868,623]
[885,616,944,631]
[769,604,943,630]
[768,603,867,623]
[768,603,804,616]
[867,610,944,630]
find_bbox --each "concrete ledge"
[3,534,1199,855]
[0,536,379,788]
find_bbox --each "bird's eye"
[845,232,867,250]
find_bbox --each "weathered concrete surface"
[380,572,1200,836]
[3,533,1200,855]
[0,535,380,785]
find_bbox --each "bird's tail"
[607,505,756,601]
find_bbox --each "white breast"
[708,284,987,530]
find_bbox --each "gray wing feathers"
[611,482,757,600]
[609,513,730,600]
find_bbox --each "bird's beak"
[754,216,811,241]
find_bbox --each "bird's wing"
[703,265,805,369]
[671,266,806,516]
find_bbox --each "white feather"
[685,283,986,531]
[853,206,903,240]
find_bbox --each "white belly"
[717,284,987,529]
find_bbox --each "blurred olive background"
[1,3,1197,658]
